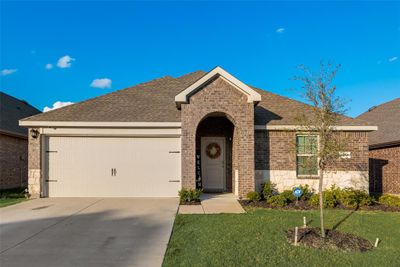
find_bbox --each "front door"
[201,137,225,192]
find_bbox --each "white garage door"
[44,137,181,197]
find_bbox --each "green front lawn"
[0,197,25,208]
[164,208,400,266]
[0,187,27,208]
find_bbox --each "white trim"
[19,121,182,128]
[296,134,320,177]
[254,125,378,131]
[39,127,181,137]
[175,66,261,105]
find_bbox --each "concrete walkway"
[178,193,245,214]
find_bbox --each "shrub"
[246,191,261,202]
[338,188,372,208]
[0,187,27,199]
[379,194,400,207]
[338,189,358,208]
[262,181,276,200]
[280,190,296,203]
[178,188,202,203]
[191,188,202,201]
[267,194,288,207]
[309,190,337,208]
[308,186,372,208]
[297,184,312,200]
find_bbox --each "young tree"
[294,62,348,238]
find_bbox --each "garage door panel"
[46,137,181,197]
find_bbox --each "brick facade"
[255,131,368,171]
[0,134,28,189]
[181,77,255,198]
[369,145,400,194]
[254,130,369,192]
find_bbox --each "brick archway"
[180,76,255,198]
[195,113,235,193]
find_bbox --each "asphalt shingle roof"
[0,92,41,136]
[21,70,368,127]
[357,98,400,147]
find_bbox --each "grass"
[0,187,27,208]
[163,208,400,266]
[0,197,26,208]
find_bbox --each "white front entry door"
[201,137,225,191]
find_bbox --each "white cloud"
[1,69,18,76]
[388,56,398,62]
[90,78,112,89]
[57,55,75,68]
[276,28,285,33]
[45,63,53,70]
[43,101,74,112]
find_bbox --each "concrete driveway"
[0,198,178,267]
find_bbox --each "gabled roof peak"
[174,66,261,107]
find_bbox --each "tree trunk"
[319,170,326,238]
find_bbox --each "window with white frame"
[296,135,318,176]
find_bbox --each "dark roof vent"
[368,106,377,112]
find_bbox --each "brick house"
[357,98,400,195]
[0,92,40,189]
[20,67,376,198]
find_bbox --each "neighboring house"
[357,98,400,195]
[20,67,376,198]
[0,92,41,189]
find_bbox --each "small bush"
[309,191,337,208]
[296,184,312,200]
[0,187,27,199]
[308,186,372,208]
[379,194,400,207]
[267,194,288,207]
[246,191,261,202]
[178,188,202,203]
[280,190,296,203]
[262,181,276,200]
[191,188,202,201]
[338,189,359,208]
[338,188,372,208]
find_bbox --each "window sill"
[297,175,319,179]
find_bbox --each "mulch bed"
[286,227,373,252]
[239,200,314,210]
[180,200,201,205]
[239,200,400,212]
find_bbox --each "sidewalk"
[178,193,245,214]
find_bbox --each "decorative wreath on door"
[206,143,221,159]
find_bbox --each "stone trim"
[255,170,369,192]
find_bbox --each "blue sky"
[1,1,399,116]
